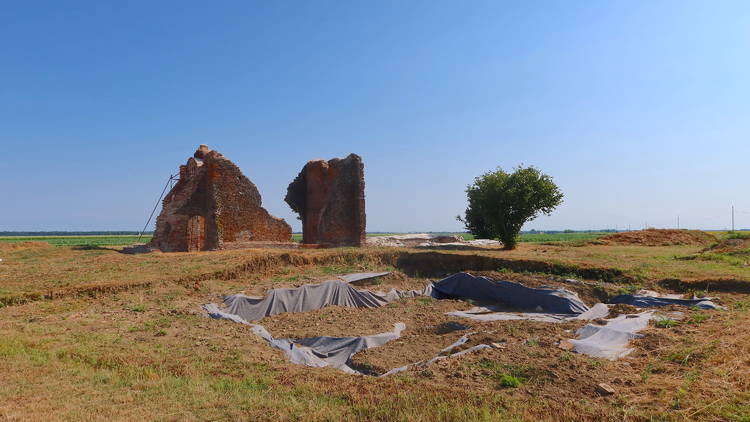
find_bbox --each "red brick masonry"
[149,145,292,252]
[285,154,365,247]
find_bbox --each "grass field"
[0,232,611,247]
[1,233,749,421]
[0,235,153,247]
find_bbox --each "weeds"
[640,364,653,382]
[499,374,523,388]
[733,299,750,312]
[616,284,642,295]
[672,369,700,409]
[129,317,172,333]
[321,265,358,275]
[688,312,708,324]
[664,341,716,366]
[655,319,678,328]
[472,358,554,388]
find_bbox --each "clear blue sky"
[2,1,748,232]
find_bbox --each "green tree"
[458,166,563,249]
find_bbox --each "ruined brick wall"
[285,154,365,247]
[149,145,292,252]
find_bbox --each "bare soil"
[601,229,717,246]
[703,237,750,254]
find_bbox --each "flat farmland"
[0,234,749,421]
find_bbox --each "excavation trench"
[180,250,633,285]
[5,249,750,309]
[658,278,750,293]
[206,272,723,375]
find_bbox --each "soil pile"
[601,229,716,246]
[703,237,750,254]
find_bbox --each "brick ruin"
[149,145,292,252]
[285,153,366,247]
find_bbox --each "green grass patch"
[655,319,678,328]
[498,374,523,388]
[0,235,152,247]
[688,311,708,324]
[471,358,554,389]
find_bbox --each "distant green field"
[0,235,152,247]
[0,231,609,247]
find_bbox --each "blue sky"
[1,1,748,232]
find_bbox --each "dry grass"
[0,243,749,421]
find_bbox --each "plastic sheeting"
[204,302,405,374]
[338,272,391,283]
[569,312,655,359]
[205,272,724,374]
[216,280,428,322]
[447,303,611,322]
[431,273,590,314]
[210,272,590,323]
[609,292,723,310]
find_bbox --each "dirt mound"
[601,229,716,246]
[703,237,750,254]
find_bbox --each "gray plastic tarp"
[447,302,611,322]
[217,279,428,322]
[204,302,405,374]
[609,293,723,310]
[204,272,724,373]
[569,312,655,359]
[431,272,590,314]
[212,272,589,323]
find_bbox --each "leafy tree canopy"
[458,166,563,249]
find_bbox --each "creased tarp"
[338,272,391,284]
[205,271,724,373]
[609,293,723,310]
[204,303,405,374]
[447,303,610,322]
[218,280,429,322]
[217,272,588,323]
[431,272,590,314]
[569,312,655,359]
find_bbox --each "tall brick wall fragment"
[149,145,291,252]
[285,154,365,247]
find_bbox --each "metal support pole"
[138,174,177,242]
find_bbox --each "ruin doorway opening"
[187,215,206,252]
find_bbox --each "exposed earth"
[0,236,749,421]
[601,228,718,246]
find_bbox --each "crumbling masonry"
[285,154,366,247]
[149,145,292,252]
